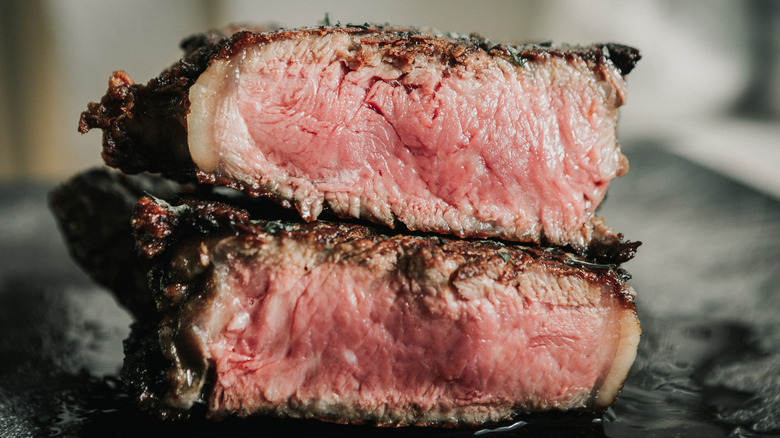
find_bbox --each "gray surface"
[1,144,779,437]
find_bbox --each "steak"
[79,25,640,251]
[124,193,640,426]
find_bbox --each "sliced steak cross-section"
[80,25,640,251]
[127,193,641,426]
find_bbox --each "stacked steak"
[53,24,642,427]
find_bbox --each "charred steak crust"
[78,24,639,183]
[121,321,176,417]
[128,195,637,423]
[76,26,251,178]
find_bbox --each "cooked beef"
[127,194,640,426]
[79,25,640,251]
[48,169,640,425]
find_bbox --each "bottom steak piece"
[125,193,640,426]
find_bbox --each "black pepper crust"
[78,24,640,181]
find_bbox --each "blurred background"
[1,0,779,197]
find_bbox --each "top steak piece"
[79,25,640,250]
[127,194,640,426]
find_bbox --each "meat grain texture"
[80,25,640,252]
[64,24,643,427]
[127,194,640,426]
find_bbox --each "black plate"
[2,144,780,437]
